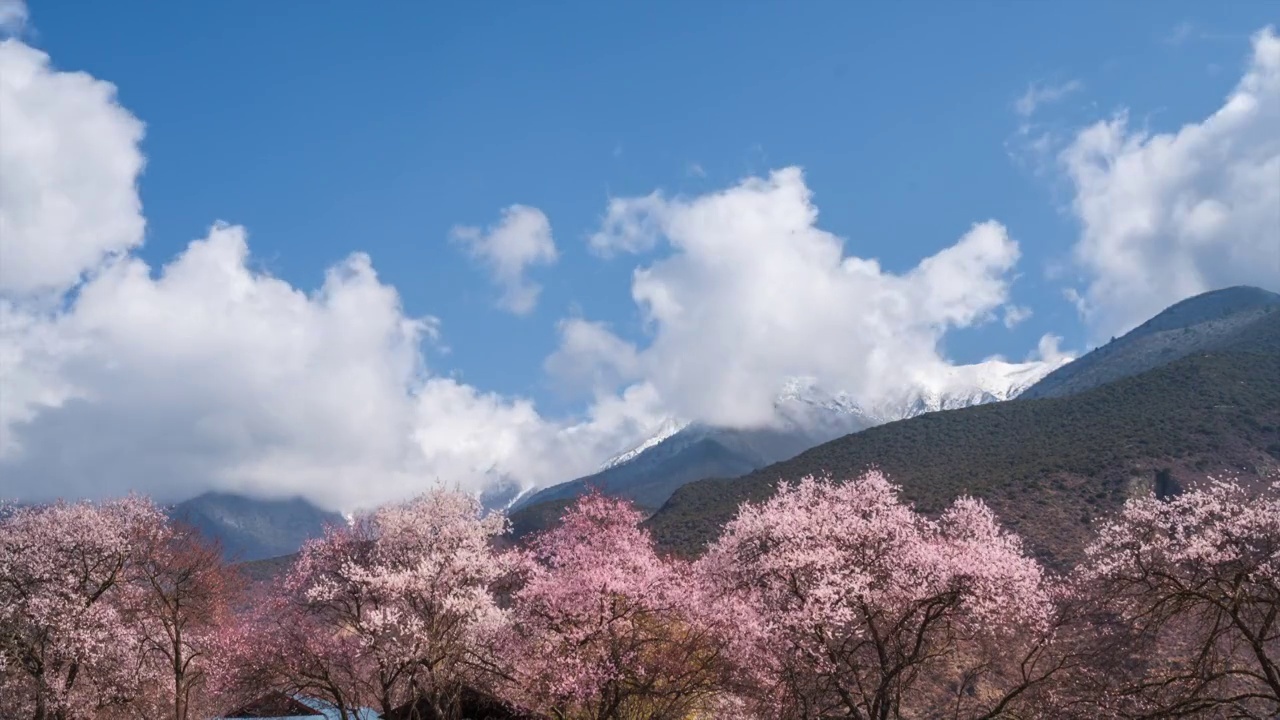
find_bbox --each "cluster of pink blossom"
[216,489,515,719]
[0,496,239,720]
[4,471,1278,719]
[698,471,1059,718]
[1069,479,1280,717]
[499,493,751,718]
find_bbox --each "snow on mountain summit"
[598,357,1069,471]
[598,417,692,470]
[766,356,1068,425]
[869,356,1071,421]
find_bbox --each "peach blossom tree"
[238,488,514,719]
[702,471,1060,720]
[503,492,754,719]
[0,496,167,720]
[1073,479,1280,718]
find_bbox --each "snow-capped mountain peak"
[871,357,1071,420]
[599,417,691,470]
[597,357,1069,472]
[775,376,863,412]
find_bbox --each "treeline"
[2,470,1278,719]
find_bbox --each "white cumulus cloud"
[0,218,668,509]
[0,37,659,510]
[1060,25,1280,341]
[543,318,642,401]
[451,204,558,315]
[557,167,1027,429]
[0,40,146,297]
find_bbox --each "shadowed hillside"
[235,552,299,585]
[1021,286,1280,399]
[514,429,769,512]
[170,492,343,562]
[645,346,1280,570]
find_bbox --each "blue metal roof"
[214,694,380,720]
[300,697,380,720]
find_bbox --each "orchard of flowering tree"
[2,471,1277,720]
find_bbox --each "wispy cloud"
[1007,78,1085,177]
[1015,79,1083,119]
[1164,21,1197,46]
[0,0,26,35]
[1002,304,1033,329]
[1163,21,1244,47]
[451,205,558,316]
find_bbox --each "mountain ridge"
[169,491,344,562]
[1021,286,1280,400]
[644,302,1280,568]
[509,356,1066,522]
[600,355,1069,473]
[647,349,1280,569]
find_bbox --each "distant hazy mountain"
[476,476,537,514]
[511,356,1067,517]
[169,492,344,562]
[1021,286,1280,400]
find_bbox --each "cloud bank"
[559,168,1027,428]
[0,33,1029,508]
[1061,26,1280,341]
[0,37,661,509]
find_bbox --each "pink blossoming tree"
[130,519,244,720]
[1073,480,1280,718]
[0,496,167,720]
[210,590,372,720]
[503,492,752,720]
[251,488,514,719]
[702,471,1062,720]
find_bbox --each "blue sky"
[27,0,1275,404]
[2,1,1278,506]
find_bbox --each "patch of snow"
[869,357,1072,420]
[599,417,692,470]
[501,485,537,511]
[598,357,1070,472]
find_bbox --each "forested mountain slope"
[646,344,1280,569]
[1021,285,1280,400]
